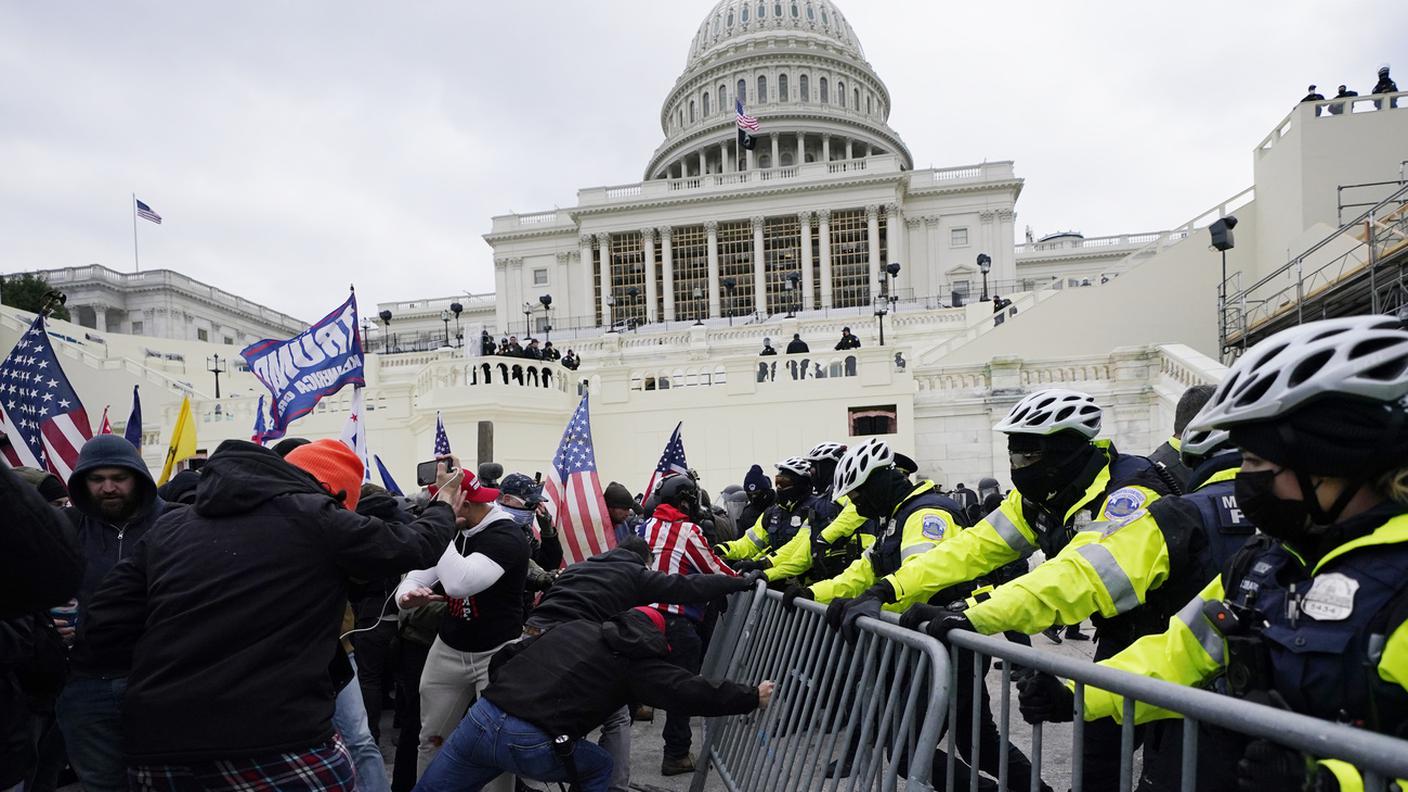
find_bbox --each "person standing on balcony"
[480,330,495,356]
[1301,84,1325,102]
[1373,65,1397,94]
[1330,84,1359,114]
[1019,316,1408,792]
[785,333,808,353]
[561,350,580,370]
[541,341,560,362]
[835,326,861,350]
[758,337,776,355]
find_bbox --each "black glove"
[734,559,769,574]
[1015,671,1074,724]
[782,584,814,611]
[839,594,884,644]
[898,603,944,632]
[923,607,975,643]
[810,530,835,558]
[737,569,765,587]
[535,510,556,539]
[824,597,852,631]
[1236,739,1315,792]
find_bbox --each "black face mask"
[1009,443,1095,504]
[1234,469,1311,542]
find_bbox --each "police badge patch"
[1103,488,1147,520]
[921,514,946,541]
[1301,573,1360,621]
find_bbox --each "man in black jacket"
[80,439,461,792]
[414,607,771,792]
[55,435,167,792]
[524,536,756,792]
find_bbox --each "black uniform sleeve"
[627,658,760,716]
[0,464,82,619]
[78,530,153,672]
[637,567,750,603]
[318,500,459,579]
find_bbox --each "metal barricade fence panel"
[936,629,1408,792]
[691,584,954,792]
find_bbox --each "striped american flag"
[434,411,452,455]
[643,421,689,502]
[0,315,93,483]
[544,393,614,565]
[640,504,737,620]
[135,198,162,224]
[736,98,759,131]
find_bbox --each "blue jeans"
[333,653,390,792]
[55,676,127,792]
[413,699,612,792]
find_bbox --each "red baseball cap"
[459,469,500,503]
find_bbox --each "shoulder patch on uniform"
[921,513,947,541]
[1103,488,1148,520]
[1302,572,1360,621]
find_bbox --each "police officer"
[753,442,867,584]
[852,388,1175,790]
[716,457,818,566]
[1147,384,1216,493]
[1018,316,1408,792]
[799,439,1044,788]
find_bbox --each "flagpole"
[131,193,140,273]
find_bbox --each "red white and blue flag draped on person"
[544,394,613,566]
[0,315,92,481]
[639,500,737,621]
[644,421,689,500]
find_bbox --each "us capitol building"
[6,0,1406,492]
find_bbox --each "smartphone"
[417,457,456,487]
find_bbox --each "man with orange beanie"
[80,439,462,792]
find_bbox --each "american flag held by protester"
[434,411,452,455]
[543,393,613,566]
[644,421,689,500]
[0,315,93,481]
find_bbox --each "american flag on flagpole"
[135,198,162,224]
[433,411,452,456]
[644,421,688,500]
[735,98,759,131]
[340,386,372,482]
[543,393,613,566]
[0,315,93,482]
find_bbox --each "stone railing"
[576,154,906,207]
[1015,231,1169,257]
[37,265,307,332]
[1258,91,1408,157]
[907,161,1016,187]
[913,344,1224,398]
[625,346,898,395]
[414,359,580,396]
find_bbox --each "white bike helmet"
[833,438,894,498]
[805,442,848,462]
[994,389,1103,438]
[1187,316,1408,433]
[1179,426,1232,464]
[775,456,812,479]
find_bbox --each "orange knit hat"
[286,439,364,510]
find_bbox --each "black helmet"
[655,473,700,513]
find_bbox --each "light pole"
[691,287,704,326]
[873,294,890,346]
[360,318,375,352]
[378,309,394,353]
[440,309,451,347]
[450,302,464,348]
[1209,216,1238,354]
[605,294,616,331]
[206,354,228,399]
[626,287,640,333]
[885,262,901,312]
[977,253,992,302]
[722,278,736,326]
[785,272,800,318]
[538,294,553,345]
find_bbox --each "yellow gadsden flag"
[158,396,197,485]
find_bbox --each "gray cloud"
[1,1,1402,321]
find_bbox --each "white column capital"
[705,220,719,234]
[750,215,765,229]
[658,226,673,242]
[798,211,813,226]
[865,204,880,220]
[639,227,655,242]
[817,208,832,223]
[579,233,593,247]
[884,202,900,216]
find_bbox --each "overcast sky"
[2,1,1403,322]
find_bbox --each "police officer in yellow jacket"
[873,388,1176,791]
[762,442,870,584]
[1017,316,1408,792]
[716,457,819,566]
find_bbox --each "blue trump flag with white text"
[240,293,365,442]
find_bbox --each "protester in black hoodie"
[80,439,461,791]
[414,607,771,792]
[55,435,166,792]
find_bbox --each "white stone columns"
[799,212,814,311]
[795,132,805,165]
[578,235,594,326]
[595,233,612,327]
[822,134,831,162]
[496,256,511,332]
[770,134,779,168]
[866,204,881,298]
[885,202,902,290]
[706,220,721,318]
[751,215,767,315]
[661,227,676,322]
[997,208,1017,287]
[698,149,707,177]
[640,228,658,323]
[846,139,854,159]
[924,217,941,298]
[720,141,729,173]
[818,209,833,308]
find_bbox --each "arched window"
[679,109,684,128]
[719,84,727,109]
[779,73,788,102]
[837,80,846,107]
[712,14,721,34]
[821,6,829,25]
[703,91,711,116]
[741,4,749,22]
[758,75,767,103]
[757,1,766,17]
[819,77,828,103]
[774,3,783,18]
[800,74,810,101]
[737,78,747,105]
[688,100,695,123]
[854,88,860,110]
[806,3,815,21]
[781,152,794,166]
[790,2,799,17]
[726,8,734,26]
[760,154,771,168]
[866,94,872,114]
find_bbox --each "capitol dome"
[645,0,912,180]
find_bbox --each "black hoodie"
[485,611,759,739]
[79,440,457,763]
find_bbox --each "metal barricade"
[691,584,953,792]
[938,630,1408,792]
